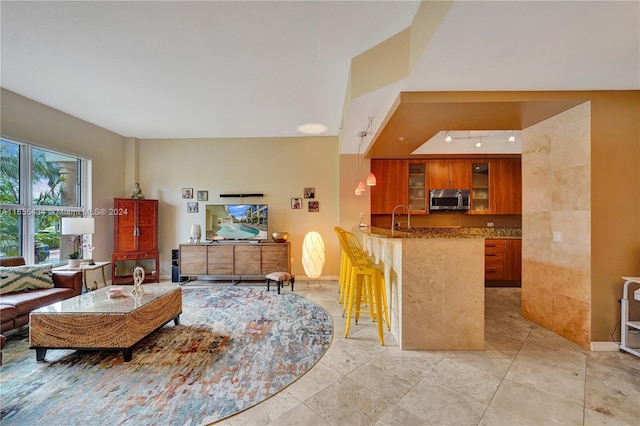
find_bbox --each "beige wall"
[1,89,342,282]
[589,92,640,342]
[1,89,126,283]
[137,137,341,279]
[339,154,371,230]
[521,102,592,347]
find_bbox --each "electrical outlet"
[487,222,494,227]
[552,231,563,243]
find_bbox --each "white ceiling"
[1,1,638,154]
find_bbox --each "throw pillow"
[0,264,55,294]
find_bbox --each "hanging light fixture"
[366,172,377,186]
[355,132,364,196]
[354,117,377,194]
[365,131,377,186]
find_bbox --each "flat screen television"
[205,204,268,242]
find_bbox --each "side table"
[53,261,111,293]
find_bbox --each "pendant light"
[366,172,377,186]
[354,117,377,195]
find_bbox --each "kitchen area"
[358,155,523,351]
[370,156,523,285]
[340,90,638,353]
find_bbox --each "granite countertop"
[361,226,521,239]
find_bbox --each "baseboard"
[590,341,620,352]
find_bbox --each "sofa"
[0,256,83,334]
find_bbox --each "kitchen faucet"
[391,204,411,233]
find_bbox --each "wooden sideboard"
[179,242,290,281]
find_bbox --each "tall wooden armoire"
[111,198,160,284]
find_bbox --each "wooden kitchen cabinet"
[428,159,470,190]
[484,239,506,280]
[471,159,521,214]
[112,198,159,284]
[371,159,407,214]
[491,159,521,214]
[504,239,522,280]
[407,160,428,213]
[485,239,521,282]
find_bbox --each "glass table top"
[32,284,181,315]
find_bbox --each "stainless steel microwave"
[429,189,471,211]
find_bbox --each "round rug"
[0,286,333,425]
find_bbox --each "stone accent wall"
[521,102,591,348]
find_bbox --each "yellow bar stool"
[335,228,372,318]
[333,227,350,305]
[338,231,390,345]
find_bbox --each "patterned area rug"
[0,286,333,425]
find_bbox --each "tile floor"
[212,280,640,426]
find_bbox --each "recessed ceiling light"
[296,123,328,135]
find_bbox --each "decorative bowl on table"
[271,232,289,243]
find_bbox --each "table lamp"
[61,217,95,265]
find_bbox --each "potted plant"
[68,251,81,267]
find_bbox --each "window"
[0,138,90,264]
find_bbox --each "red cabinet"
[112,198,159,284]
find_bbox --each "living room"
[1,1,639,425]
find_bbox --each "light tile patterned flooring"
[207,280,640,426]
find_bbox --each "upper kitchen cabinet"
[470,159,521,214]
[428,159,470,190]
[371,159,407,214]
[471,162,490,213]
[492,159,521,214]
[407,160,428,213]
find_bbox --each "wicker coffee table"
[30,284,182,362]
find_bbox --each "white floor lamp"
[302,231,325,284]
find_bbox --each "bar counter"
[358,226,496,351]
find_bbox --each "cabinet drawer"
[485,240,505,259]
[485,260,505,279]
[136,251,158,259]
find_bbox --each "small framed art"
[182,188,193,199]
[308,201,319,212]
[291,198,302,209]
[187,202,198,213]
[304,187,315,199]
[197,190,208,201]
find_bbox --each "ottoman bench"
[265,272,295,294]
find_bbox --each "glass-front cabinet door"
[408,161,427,213]
[471,162,490,213]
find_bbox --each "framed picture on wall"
[187,202,198,213]
[182,188,193,199]
[304,187,315,199]
[308,201,319,212]
[197,190,208,201]
[291,198,302,209]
